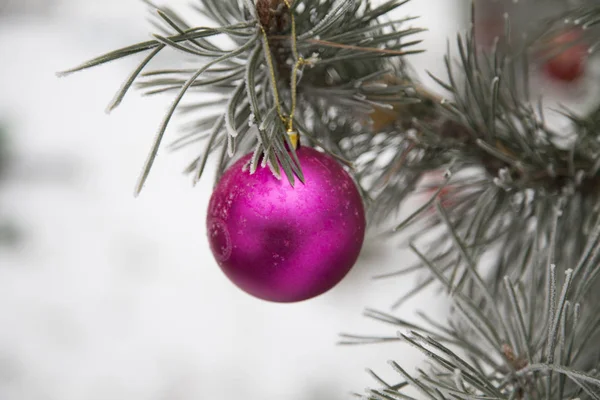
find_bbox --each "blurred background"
[0,1,470,399]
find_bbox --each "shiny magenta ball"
[206,146,366,303]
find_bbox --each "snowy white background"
[0,1,468,399]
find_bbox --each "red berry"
[543,30,587,82]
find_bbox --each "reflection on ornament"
[207,146,366,303]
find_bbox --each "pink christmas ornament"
[206,146,366,303]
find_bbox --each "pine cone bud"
[256,0,272,30]
[256,0,289,33]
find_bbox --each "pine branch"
[60,1,600,399]
[347,214,600,399]
[58,0,423,192]
[368,16,600,308]
[333,4,600,399]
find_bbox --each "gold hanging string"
[259,0,304,148]
[259,27,286,126]
[285,0,304,134]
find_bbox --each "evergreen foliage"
[60,1,600,398]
